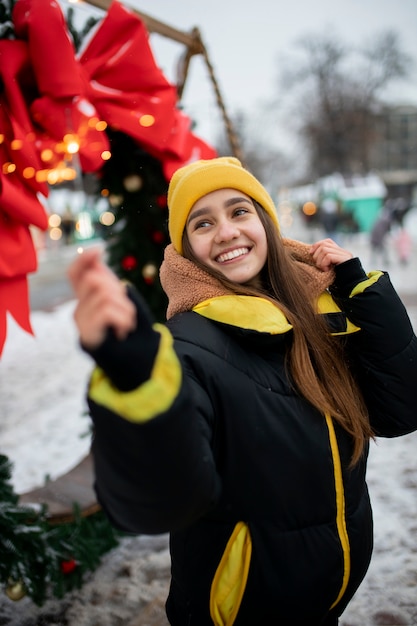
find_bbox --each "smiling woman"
[67,156,417,626]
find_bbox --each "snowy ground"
[0,228,416,625]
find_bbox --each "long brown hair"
[182,201,373,466]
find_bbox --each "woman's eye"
[234,208,248,217]
[195,219,211,229]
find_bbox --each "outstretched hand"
[309,238,353,272]
[67,247,137,350]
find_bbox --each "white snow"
[0,302,92,494]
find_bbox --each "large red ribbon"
[77,1,217,176]
[0,0,216,355]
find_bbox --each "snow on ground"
[0,302,92,494]
[0,231,416,624]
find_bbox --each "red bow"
[12,0,217,175]
[77,1,217,177]
[0,0,216,355]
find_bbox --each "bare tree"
[276,30,412,179]
[214,110,295,193]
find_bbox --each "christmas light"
[47,170,60,185]
[40,149,54,162]
[10,139,23,150]
[23,167,36,179]
[63,134,80,154]
[109,194,124,207]
[49,227,62,241]
[48,214,62,228]
[99,211,116,226]
[139,114,155,127]
[87,117,100,128]
[2,162,16,174]
[123,174,143,193]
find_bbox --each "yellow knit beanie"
[167,156,279,254]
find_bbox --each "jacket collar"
[193,295,293,334]
[159,238,335,321]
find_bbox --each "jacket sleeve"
[83,287,221,535]
[330,257,417,437]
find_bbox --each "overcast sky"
[72,0,417,153]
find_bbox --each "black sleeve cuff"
[82,286,161,392]
[329,257,368,299]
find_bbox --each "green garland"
[0,454,121,606]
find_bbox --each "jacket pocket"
[209,521,252,626]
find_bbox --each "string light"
[99,211,116,226]
[2,162,16,174]
[63,134,80,154]
[40,149,54,162]
[23,167,36,179]
[10,139,23,150]
[139,114,155,127]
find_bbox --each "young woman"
[68,157,417,626]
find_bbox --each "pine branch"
[0,455,121,606]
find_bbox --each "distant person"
[61,207,75,245]
[391,197,412,265]
[68,157,417,626]
[395,227,413,265]
[369,200,394,266]
[391,196,409,226]
[319,196,341,242]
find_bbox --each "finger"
[74,264,121,307]
[67,247,103,293]
[74,288,136,348]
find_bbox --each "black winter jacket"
[85,258,417,626]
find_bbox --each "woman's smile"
[215,246,251,264]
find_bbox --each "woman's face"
[185,188,268,287]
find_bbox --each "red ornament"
[142,263,157,285]
[152,230,165,244]
[121,255,138,271]
[60,559,77,574]
[156,194,167,208]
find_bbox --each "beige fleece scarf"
[159,239,335,320]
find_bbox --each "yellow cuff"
[350,271,383,297]
[88,323,182,423]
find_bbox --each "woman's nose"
[214,219,240,243]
